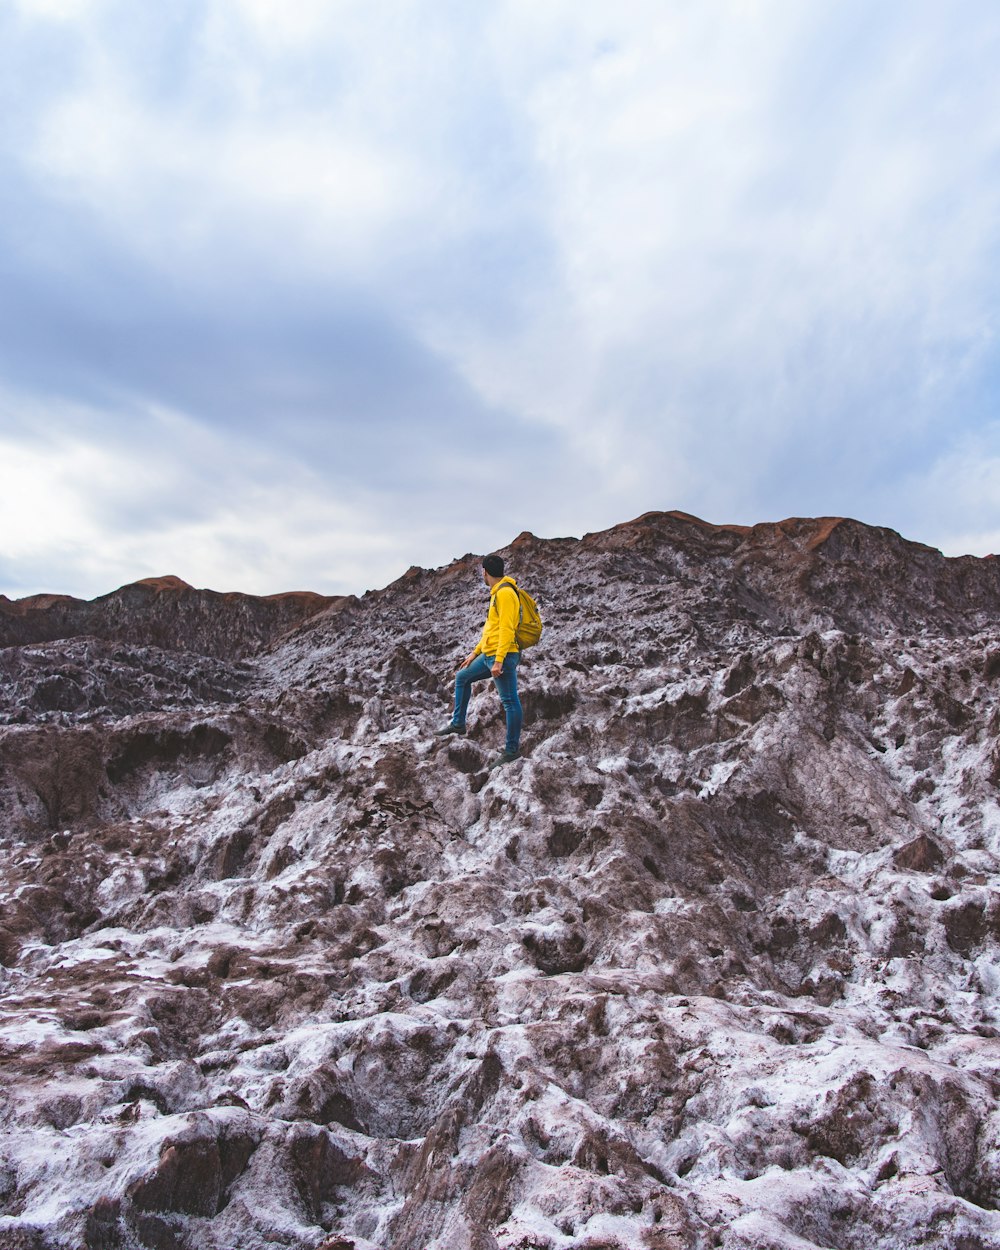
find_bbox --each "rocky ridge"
[0,575,339,661]
[1,511,999,1250]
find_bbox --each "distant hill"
[0,575,340,659]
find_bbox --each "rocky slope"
[1,511,999,1250]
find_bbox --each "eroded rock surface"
[0,575,339,660]
[1,511,999,1249]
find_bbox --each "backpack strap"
[493,579,521,621]
[492,577,522,630]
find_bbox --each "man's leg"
[492,654,522,756]
[451,654,493,727]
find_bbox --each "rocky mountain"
[1,510,999,1250]
[0,575,338,661]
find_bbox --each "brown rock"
[127,1120,257,1218]
[0,577,340,659]
[893,834,946,871]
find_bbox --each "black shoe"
[489,750,519,768]
[436,723,466,737]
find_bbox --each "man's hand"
[456,651,478,674]
[491,661,503,677]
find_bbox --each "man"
[438,554,522,767]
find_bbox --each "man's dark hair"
[482,554,505,577]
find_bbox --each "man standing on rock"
[438,554,522,768]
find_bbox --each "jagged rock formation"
[0,575,339,660]
[1,511,1000,1250]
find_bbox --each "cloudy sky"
[1,0,999,598]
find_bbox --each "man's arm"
[464,608,492,672]
[457,647,479,673]
[491,586,519,674]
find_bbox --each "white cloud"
[13,1,534,289]
[31,72,422,284]
[3,1,1000,590]
[220,0,335,48]
[0,437,106,561]
[896,432,1000,557]
[415,2,1000,522]
[0,399,411,598]
[11,0,101,20]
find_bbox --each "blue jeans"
[452,653,522,754]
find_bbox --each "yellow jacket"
[474,577,521,664]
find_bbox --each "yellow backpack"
[497,579,543,648]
